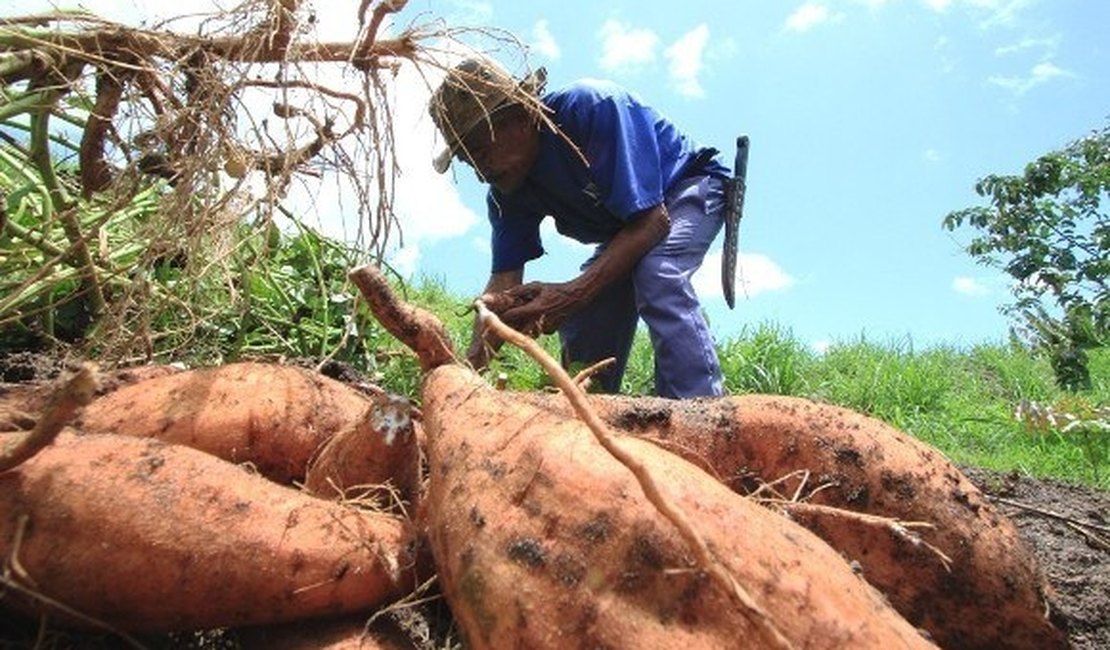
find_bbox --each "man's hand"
[467,269,524,371]
[489,281,584,337]
[477,205,670,339]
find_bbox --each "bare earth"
[958,465,1109,650]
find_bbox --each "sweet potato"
[419,364,937,649]
[514,392,1069,650]
[304,392,421,508]
[347,265,935,649]
[78,362,373,484]
[0,432,418,634]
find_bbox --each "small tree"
[944,121,1109,389]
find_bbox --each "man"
[428,57,730,398]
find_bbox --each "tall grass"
[9,196,1102,488]
[713,325,1106,488]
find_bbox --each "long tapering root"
[348,264,456,371]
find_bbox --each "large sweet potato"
[419,364,937,649]
[515,392,1069,650]
[0,432,418,634]
[78,362,373,484]
[348,263,935,649]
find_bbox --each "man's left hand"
[489,281,583,336]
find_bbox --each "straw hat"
[428,57,547,173]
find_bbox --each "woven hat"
[429,57,547,173]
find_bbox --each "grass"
[385,290,1109,489]
[714,329,1108,489]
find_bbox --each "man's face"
[457,110,538,194]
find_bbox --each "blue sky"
[405,0,1108,351]
[8,0,1109,351]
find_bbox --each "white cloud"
[924,148,942,163]
[934,35,958,74]
[988,61,1072,95]
[446,0,494,23]
[383,66,483,265]
[665,25,710,99]
[995,35,1061,57]
[785,2,832,33]
[1032,61,1069,80]
[531,19,561,61]
[598,19,659,71]
[389,244,423,278]
[952,276,990,296]
[975,0,1032,29]
[923,0,953,12]
[540,220,593,251]
[693,252,795,301]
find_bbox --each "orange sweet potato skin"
[517,392,1069,650]
[303,393,421,508]
[420,365,936,650]
[78,362,373,484]
[0,432,418,634]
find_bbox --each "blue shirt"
[487,79,729,273]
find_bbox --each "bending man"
[429,57,729,398]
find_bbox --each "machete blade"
[722,135,750,310]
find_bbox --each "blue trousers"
[559,175,725,398]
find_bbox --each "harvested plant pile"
[1,1,541,364]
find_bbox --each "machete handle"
[734,135,750,183]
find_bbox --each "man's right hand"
[466,335,495,371]
[468,269,525,371]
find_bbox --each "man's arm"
[498,203,670,334]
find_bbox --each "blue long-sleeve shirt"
[487,79,729,273]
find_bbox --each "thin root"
[571,357,615,388]
[760,499,953,571]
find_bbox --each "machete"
[722,135,750,310]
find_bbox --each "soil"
[1,352,1107,649]
[957,466,1109,650]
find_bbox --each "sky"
[7,0,1110,352]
